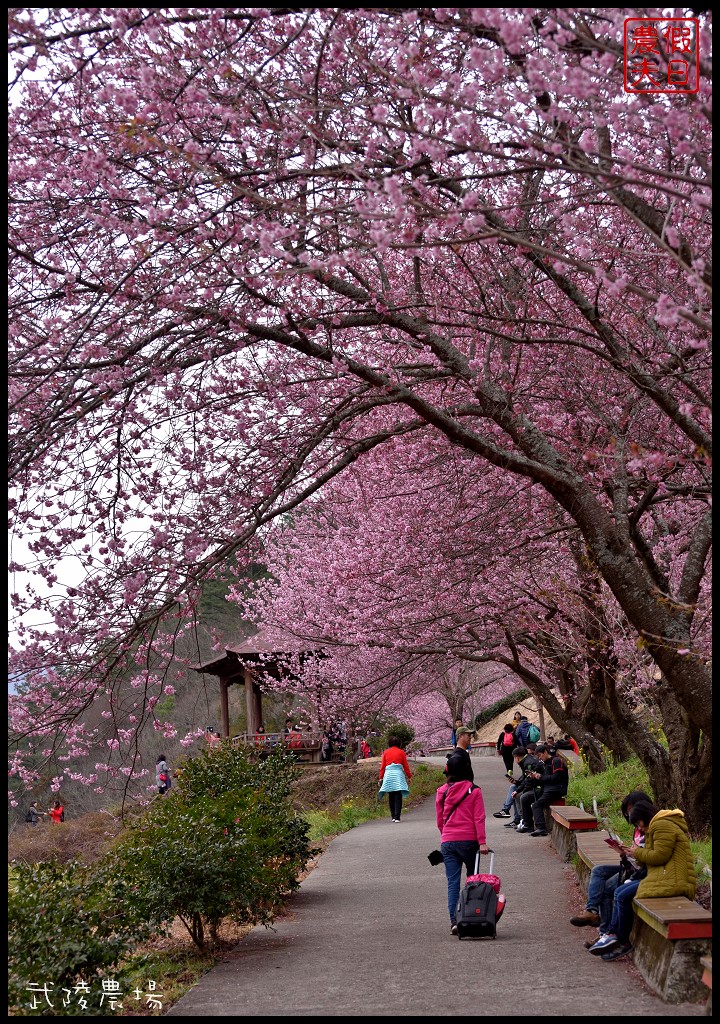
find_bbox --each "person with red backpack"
[496,723,516,773]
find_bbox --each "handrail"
[231,731,323,748]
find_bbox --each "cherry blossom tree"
[8,9,711,818]
[248,431,710,826]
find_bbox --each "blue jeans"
[607,879,641,942]
[586,864,620,933]
[441,840,479,924]
[503,782,516,815]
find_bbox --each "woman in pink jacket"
[435,768,489,934]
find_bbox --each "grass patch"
[301,761,446,842]
[119,946,219,1016]
[567,756,712,871]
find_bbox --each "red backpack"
[502,731,514,747]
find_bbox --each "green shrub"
[382,721,415,750]
[8,860,150,1016]
[567,755,652,842]
[105,746,310,949]
[473,689,530,729]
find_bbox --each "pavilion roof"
[192,630,319,683]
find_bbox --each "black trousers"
[532,790,565,829]
[388,792,403,819]
[500,748,515,772]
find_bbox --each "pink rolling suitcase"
[466,849,506,918]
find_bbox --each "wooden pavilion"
[192,631,315,739]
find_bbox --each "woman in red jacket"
[48,799,64,824]
[378,735,413,822]
[435,767,489,934]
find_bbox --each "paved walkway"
[167,757,704,1016]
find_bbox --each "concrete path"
[167,757,704,1016]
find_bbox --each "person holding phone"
[569,790,651,939]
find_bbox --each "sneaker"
[570,910,601,928]
[588,934,619,955]
[584,936,603,949]
[601,942,632,961]
[503,820,520,828]
[530,829,548,837]
[515,822,532,832]
[392,818,400,822]
[493,810,511,818]
[450,923,458,935]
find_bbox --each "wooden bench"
[574,829,622,897]
[630,896,712,1004]
[549,805,598,861]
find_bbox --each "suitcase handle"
[474,849,494,876]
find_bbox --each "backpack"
[456,880,499,939]
[502,731,514,747]
[527,724,541,743]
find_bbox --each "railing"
[232,731,323,751]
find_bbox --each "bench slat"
[550,805,598,830]
[576,830,622,869]
[633,897,712,940]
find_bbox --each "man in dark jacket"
[529,743,569,836]
[445,726,474,783]
[511,746,544,833]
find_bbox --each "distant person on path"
[435,766,489,935]
[360,737,372,759]
[378,735,413,822]
[156,754,171,795]
[445,726,475,783]
[514,715,533,748]
[450,717,463,747]
[571,790,652,943]
[205,726,221,747]
[496,723,516,774]
[589,800,696,961]
[48,798,65,824]
[25,801,45,825]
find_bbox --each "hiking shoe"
[588,934,619,955]
[450,923,458,935]
[493,810,511,818]
[515,822,532,832]
[601,942,633,961]
[530,829,548,837]
[571,910,601,927]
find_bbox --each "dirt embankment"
[291,760,382,815]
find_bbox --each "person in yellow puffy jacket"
[588,800,696,961]
[630,806,696,900]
